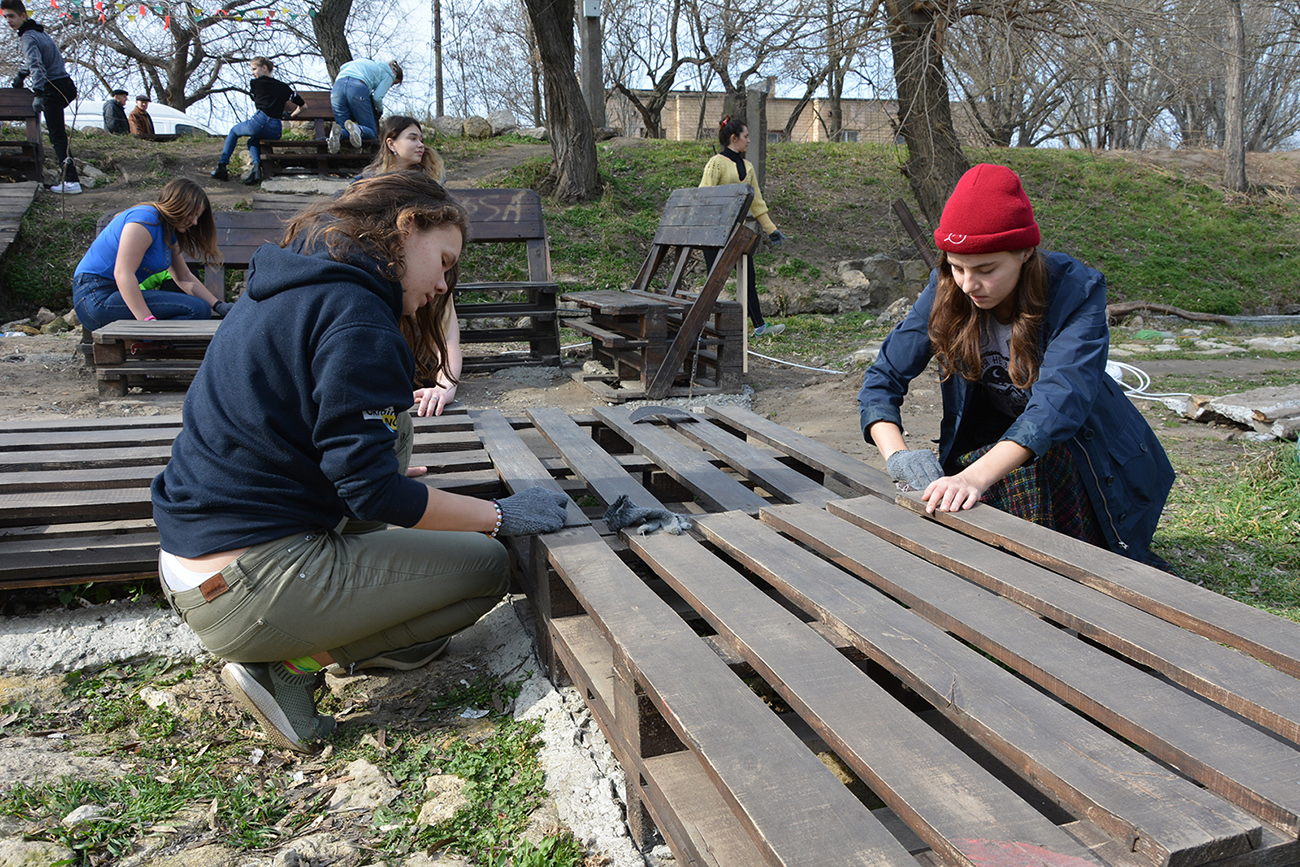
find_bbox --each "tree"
[58,0,311,110]
[1222,0,1247,190]
[522,0,599,202]
[883,0,968,224]
[605,0,701,138]
[312,0,354,79]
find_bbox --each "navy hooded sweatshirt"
[151,237,428,558]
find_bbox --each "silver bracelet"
[488,501,502,538]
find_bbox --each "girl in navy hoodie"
[152,172,568,753]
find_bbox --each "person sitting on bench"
[151,172,569,753]
[72,178,230,330]
[211,56,304,186]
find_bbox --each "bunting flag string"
[48,0,316,25]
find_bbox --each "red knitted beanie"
[933,164,1041,254]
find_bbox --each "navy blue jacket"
[858,251,1174,561]
[151,238,427,557]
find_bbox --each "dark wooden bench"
[87,189,561,393]
[88,210,292,397]
[0,87,44,181]
[257,89,377,179]
[565,184,756,401]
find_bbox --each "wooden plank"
[628,529,1114,867]
[469,408,588,526]
[670,415,840,506]
[696,509,1261,867]
[593,406,770,514]
[831,495,1300,745]
[0,415,183,434]
[892,495,1300,680]
[541,524,921,867]
[758,503,1300,834]
[704,405,896,498]
[0,426,181,451]
[526,407,657,511]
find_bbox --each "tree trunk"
[313,0,354,80]
[1222,0,1248,192]
[886,0,968,225]
[523,0,600,202]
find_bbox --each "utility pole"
[433,0,443,117]
[580,0,605,127]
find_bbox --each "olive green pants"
[161,412,510,666]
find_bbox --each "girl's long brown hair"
[281,171,471,388]
[928,249,1047,389]
[148,178,220,265]
[364,115,446,182]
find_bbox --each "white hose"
[1105,360,1191,400]
[747,349,846,375]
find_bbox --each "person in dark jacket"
[1,0,81,193]
[151,172,569,754]
[102,88,129,134]
[211,56,304,186]
[128,94,155,138]
[858,163,1174,564]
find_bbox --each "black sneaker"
[338,636,453,673]
[221,662,336,753]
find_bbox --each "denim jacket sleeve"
[1000,254,1110,458]
[858,272,939,437]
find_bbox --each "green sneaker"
[345,636,453,673]
[753,323,785,337]
[221,662,336,753]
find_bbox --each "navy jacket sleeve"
[858,272,939,437]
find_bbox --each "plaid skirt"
[956,442,1107,549]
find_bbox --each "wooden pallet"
[4,406,1299,867]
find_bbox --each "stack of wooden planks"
[4,405,1298,867]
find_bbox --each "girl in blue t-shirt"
[72,178,225,331]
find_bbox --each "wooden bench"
[3,405,1299,867]
[88,210,293,397]
[0,87,44,181]
[257,90,377,179]
[565,184,756,401]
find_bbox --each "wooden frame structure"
[3,406,1298,867]
[0,88,44,181]
[566,184,757,400]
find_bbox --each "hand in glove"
[767,229,786,248]
[11,72,26,90]
[496,487,569,536]
[603,493,693,536]
[211,301,235,318]
[885,449,944,492]
[31,95,43,114]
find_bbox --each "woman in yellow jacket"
[699,115,786,336]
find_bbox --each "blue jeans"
[73,271,212,331]
[220,111,282,167]
[329,77,377,140]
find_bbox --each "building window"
[836,129,860,143]
[768,129,783,143]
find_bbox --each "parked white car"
[65,99,222,137]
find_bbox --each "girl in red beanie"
[858,164,1174,564]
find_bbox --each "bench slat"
[761,503,1300,834]
[670,415,839,507]
[593,406,769,514]
[697,509,1262,867]
[893,495,1300,679]
[630,529,1118,867]
[833,495,1300,746]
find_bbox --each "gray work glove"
[767,229,785,248]
[496,487,569,536]
[603,494,693,536]
[212,301,235,318]
[31,95,43,114]
[886,449,944,492]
